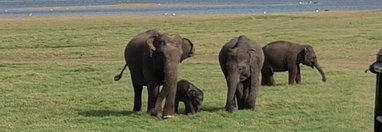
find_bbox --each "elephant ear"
[304,47,309,63]
[227,38,240,56]
[180,38,195,62]
[186,84,196,97]
[248,48,260,73]
[146,35,160,57]
[297,46,307,63]
[302,46,314,67]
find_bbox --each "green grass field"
[1,10,382,131]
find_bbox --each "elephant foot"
[133,108,141,112]
[162,110,176,118]
[225,106,235,113]
[151,112,176,120]
[151,112,163,120]
[261,81,275,86]
[248,106,256,111]
[150,109,161,118]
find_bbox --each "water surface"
[0,0,381,16]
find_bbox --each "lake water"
[0,0,381,16]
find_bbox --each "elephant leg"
[163,86,177,117]
[153,83,177,118]
[224,72,240,112]
[261,68,269,85]
[247,76,259,110]
[226,85,238,112]
[288,66,298,85]
[242,80,251,109]
[295,65,302,84]
[185,101,195,115]
[269,75,276,86]
[147,84,160,113]
[236,83,244,110]
[232,97,237,108]
[175,100,179,114]
[132,81,143,112]
[261,67,276,86]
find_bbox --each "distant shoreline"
[1,2,382,17]
[18,3,161,11]
[1,10,381,19]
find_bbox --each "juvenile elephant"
[175,80,204,115]
[114,29,195,118]
[261,41,326,86]
[218,35,264,112]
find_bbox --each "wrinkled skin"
[218,35,264,112]
[261,41,326,86]
[114,29,195,118]
[175,80,204,115]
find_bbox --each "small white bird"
[315,9,319,12]
[172,13,176,16]
[29,13,33,16]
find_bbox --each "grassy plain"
[1,10,382,131]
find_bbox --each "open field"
[1,10,382,131]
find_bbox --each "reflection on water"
[0,0,381,16]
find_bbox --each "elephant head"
[299,45,327,82]
[226,37,254,82]
[186,87,204,112]
[147,34,195,62]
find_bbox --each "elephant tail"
[114,64,127,81]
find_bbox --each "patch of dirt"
[320,59,373,69]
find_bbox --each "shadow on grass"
[78,110,138,117]
[202,106,224,112]
[261,83,289,87]
[79,107,224,117]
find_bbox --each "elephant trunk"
[313,61,327,82]
[152,57,179,118]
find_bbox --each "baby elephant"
[175,80,204,115]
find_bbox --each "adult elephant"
[114,29,195,118]
[261,40,326,86]
[219,35,264,112]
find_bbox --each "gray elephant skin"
[114,29,195,118]
[261,41,326,86]
[219,35,264,112]
[175,80,204,115]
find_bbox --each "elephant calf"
[261,41,326,86]
[219,35,264,112]
[175,80,204,115]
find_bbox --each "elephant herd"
[114,29,326,119]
